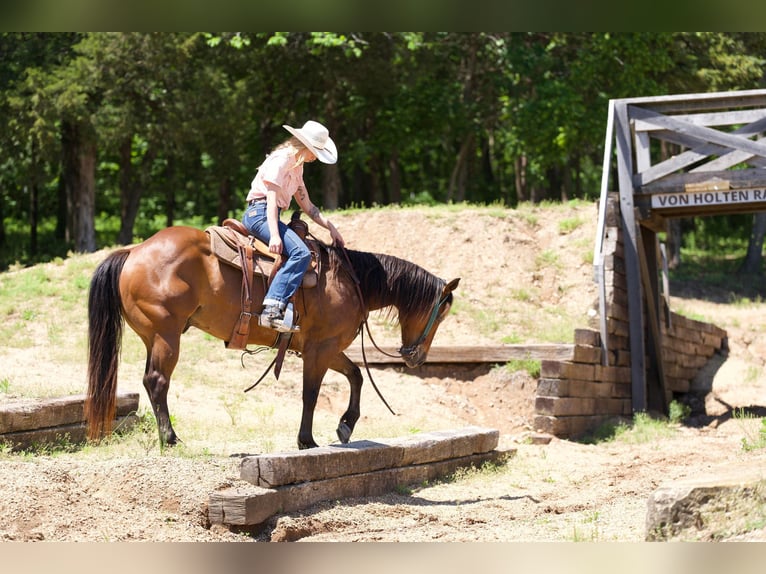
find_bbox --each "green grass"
[734,409,766,452]
[581,411,679,445]
[558,216,584,235]
[501,359,541,378]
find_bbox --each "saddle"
[205,217,319,349]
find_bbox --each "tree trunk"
[55,173,67,242]
[29,143,39,256]
[322,163,341,210]
[448,133,473,203]
[739,212,766,275]
[388,151,402,204]
[666,218,682,270]
[0,192,6,248]
[515,154,528,203]
[164,156,175,228]
[117,137,142,245]
[217,176,233,224]
[61,119,97,253]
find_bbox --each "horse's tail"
[85,249,130,441]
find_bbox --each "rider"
[242,120,345,332]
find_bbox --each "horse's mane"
[323,244,447,321]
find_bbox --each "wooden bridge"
[593,88,766,415]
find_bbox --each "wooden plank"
[637,226,669,415]
[210,447,514,528]
[240,426,499,488]
[636,116,766,186]
[344,344,573,365]
[641,167,766,194]
[0,415,139,451]
[634,109,766,132]
[593,93,616,371]
[615,101,647,413]
[631,106,766,162]
[0,392,140,434]
[617,89,766,114]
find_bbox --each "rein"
[339,247,397,416]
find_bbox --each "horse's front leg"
[328,352,363,444]
[298,350,330,449]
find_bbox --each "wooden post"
[615,101,647,412]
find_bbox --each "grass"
[581,411,679,445]
[501,359,541,378]
[734,409,766,452]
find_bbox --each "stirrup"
[259,306,299,333]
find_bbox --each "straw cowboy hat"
[283,120,338,164]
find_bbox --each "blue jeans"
[242,202,311,309]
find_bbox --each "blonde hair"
[274,136,308,169]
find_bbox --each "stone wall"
[533,194,727,438]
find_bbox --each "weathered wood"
[1,415,139,451]
[344,344,574,365]
[210,446,514,528]
[240,426,499,488]
[0,393,139,434]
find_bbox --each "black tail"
[84,249,130,440]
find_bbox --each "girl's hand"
[329,224,345,248]
[269,236,283,254]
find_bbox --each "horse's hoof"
[336,422,352,444]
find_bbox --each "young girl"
[242,120,345,332]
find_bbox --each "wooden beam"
[615,89,766,114]
[637,226,669,415]
[240,426,500,487]
[0,392,139,434]
[0,393,141,450]
[209,427,514,529]
[630,106,766,161]
[615,101,647,413]
[343,344,574,365]
[641,168,766,194]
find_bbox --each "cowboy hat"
[283,120,338,164]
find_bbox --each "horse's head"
[398,278,460,368]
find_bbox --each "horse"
[85,224,459,449]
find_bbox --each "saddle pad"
[205,225,317,288]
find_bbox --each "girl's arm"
[264,187,283,254]
[295,186,345,248]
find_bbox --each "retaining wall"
[533,194,727,438]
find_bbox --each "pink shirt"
[247,147,306,209]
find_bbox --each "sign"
[651,188,766,209]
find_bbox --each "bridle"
[397,290,451,362]
[340,247,449,415]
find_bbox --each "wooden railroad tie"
[208,426,514,530]
[0,392,140,450]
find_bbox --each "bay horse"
[85,225,459,449]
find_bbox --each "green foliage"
[3,32,766,270]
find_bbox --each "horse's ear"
[443,278,460,294]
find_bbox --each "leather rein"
[242,241,445,418]
[338,246,450,416]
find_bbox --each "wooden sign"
[651,188,766,210]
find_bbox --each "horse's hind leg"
[329,353,363,444]
[142,333,182,446]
